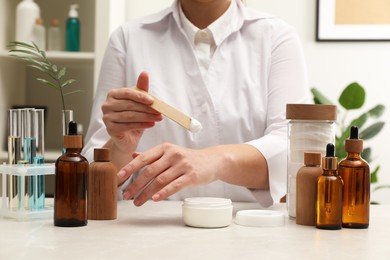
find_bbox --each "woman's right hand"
[101,72,163,155]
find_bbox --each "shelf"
[0,50,95,62]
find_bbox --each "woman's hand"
[118,142,268,207]
[119,143,224,206]
[101,72,163,156]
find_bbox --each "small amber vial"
[316,143,343,230]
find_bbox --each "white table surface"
[0,200,389,260]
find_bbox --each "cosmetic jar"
[286,104,336,219]
[182,197,233,228]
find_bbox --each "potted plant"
[311,82,385,184]
[8,41,81,135]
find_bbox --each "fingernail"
[134,199,141,207]
[118,170,126,178]
[123,191,131,200]
[152,193,160,201]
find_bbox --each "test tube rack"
[0,163,54,221]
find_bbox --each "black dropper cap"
[68,121,77,136]
[326,143,335,157]
[322,143,338,171]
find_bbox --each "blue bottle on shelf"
[66,4,80,51]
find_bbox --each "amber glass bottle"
[54,121,88,227]
[316,143,343,230]
[339,126,370,228]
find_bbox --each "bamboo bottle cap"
[304,152,321,166]
[94,148,111,162]
[286,104,337,120]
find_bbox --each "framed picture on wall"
[316,0,390,41]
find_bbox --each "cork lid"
[36,18,44,25]
[51,19,60,27]
[304,152,321,166]
[286,104,337,121]
[345,126,363,153]
[94,148,111,162]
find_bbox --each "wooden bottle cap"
[304,152,321,166]
[63,135,82,149]
[286,104,337,121]
[93,148,111,162]
[345,139,363,153]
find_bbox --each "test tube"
[62,110,74,136]
[22,108,37,164]
[32,109,45,210]
[7,109,22,209]
[8,109,22,164]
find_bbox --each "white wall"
[250,0,390,204]
[124,0,390,203]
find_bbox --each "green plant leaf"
[367,104,385,118]
[9,49,41,58]
[360,122,385,140]
[371,165,380,183]
[338,82,365,110]
[310,88,334,105]
[36,78,59,90]
[374,184,390,191]
[64,90,83,96]
[8,41,35,50]
[57,67,66,80]
[361,147,372,162]
[61,79,76,88]
[28,64,47,73]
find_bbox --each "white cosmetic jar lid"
[235,210,284,227]
[182,197,233,228]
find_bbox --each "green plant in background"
[8,41,80,111]
[311,82,385,184]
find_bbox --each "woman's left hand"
[118,143,222,206]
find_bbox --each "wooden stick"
[150,95,192,131]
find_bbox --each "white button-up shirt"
[82,0,310,207]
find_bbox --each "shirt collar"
[139,0,274,39]
[178,0,238,47]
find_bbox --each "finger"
[123,157,169,201]
[136,71,149,92]
[133,167,183,206]
[152,174,192,202]
[103,110,162,124]
[120,149,165,198]
[104,89,155,114]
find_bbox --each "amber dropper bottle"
[338,126,370,228]
[54,121,89,227]
[316,143,343,230]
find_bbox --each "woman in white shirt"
[82,0,310,207]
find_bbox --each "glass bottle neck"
[347,152,361,159]
[65,148,81,154]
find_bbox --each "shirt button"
[201,103,208,113]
